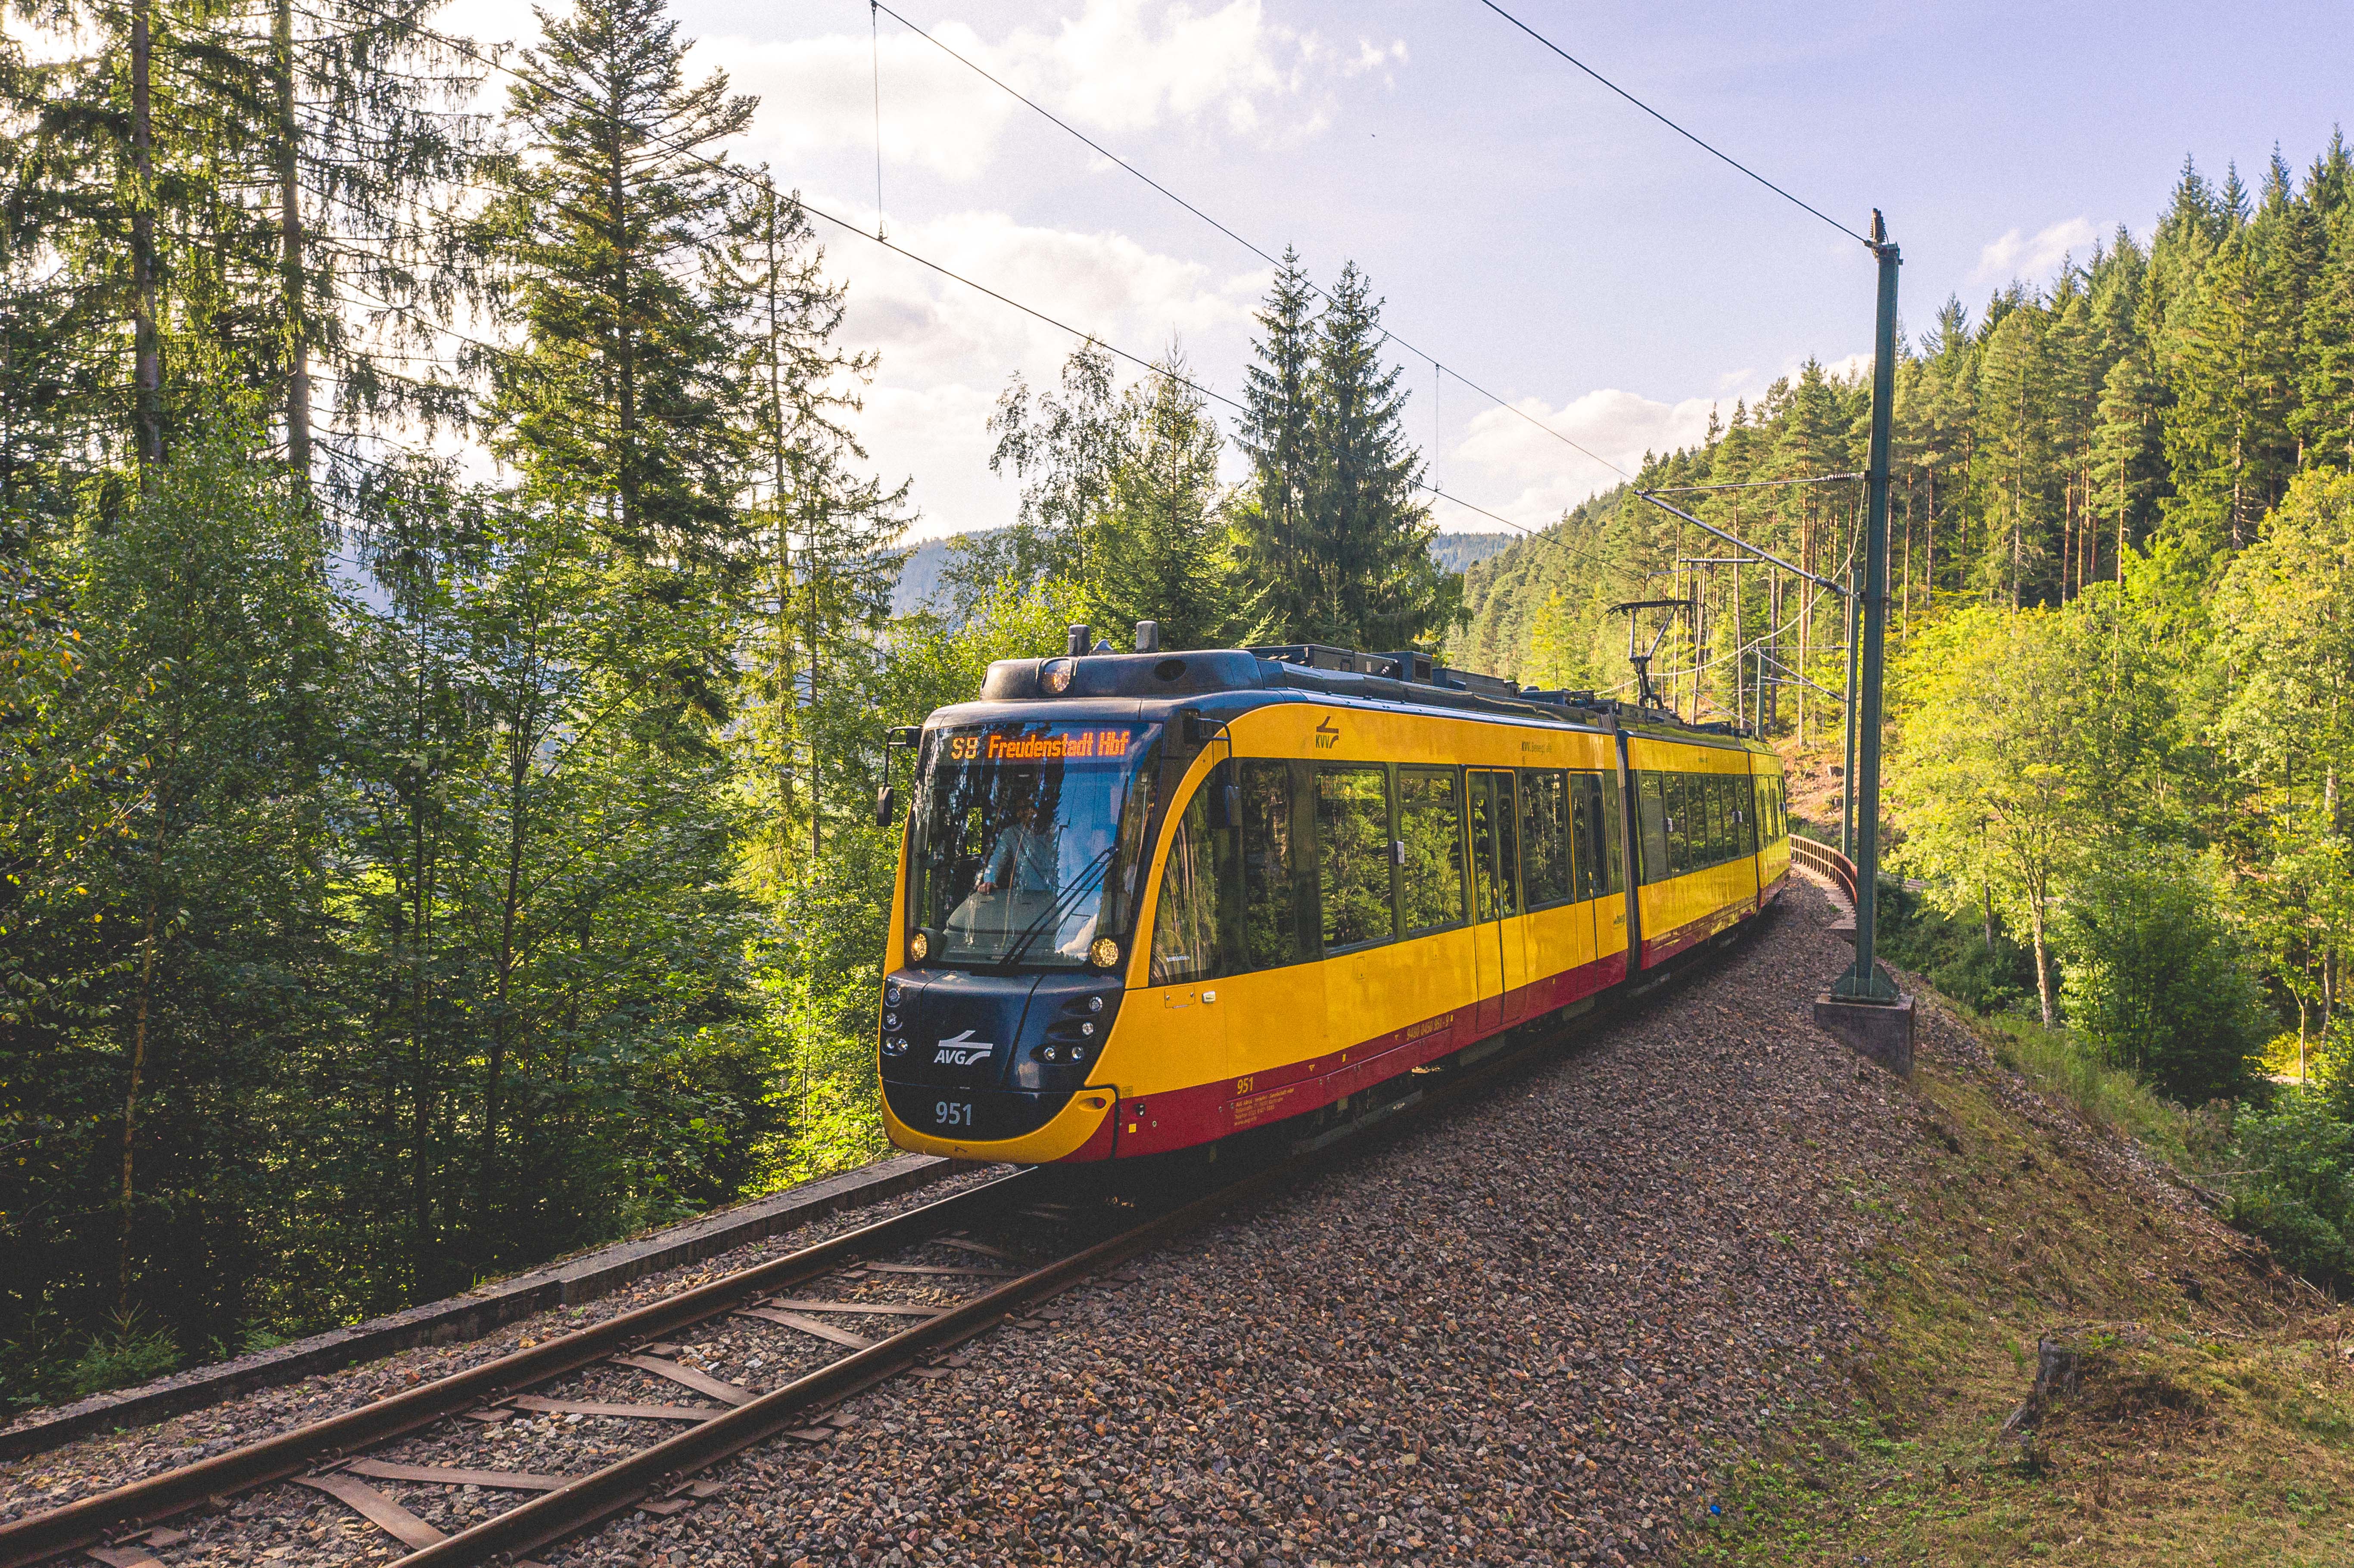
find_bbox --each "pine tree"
[482,0,754,579]
[2092,349,2169,569]
[1297,261,1456,650]
[2161,225,2300,555]
[1233,246,1317,639]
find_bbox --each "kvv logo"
[933,1028,995,1066]
[1313,714,1341,750]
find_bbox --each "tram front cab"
[878,712,1163,1162]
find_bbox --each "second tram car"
[876,630,1790,1164]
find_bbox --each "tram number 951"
[934,1101,974,1128]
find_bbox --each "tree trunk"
[408,615,434,1279]
[117,892,160,1313]
[131,0,162,470]
[766,199,796,840]
[608,102,635,537]
[2029,895,2054,1026]
[486,730,529,1250]
[275,0,311,489]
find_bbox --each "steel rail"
[385,963,1752,1568]
[0,1173,1031,1568]
[10,920,1769,1568]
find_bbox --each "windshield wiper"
[993,846,1116,969]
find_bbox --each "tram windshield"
[908,722,1163,969]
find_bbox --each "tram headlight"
[909,930,930,962]
[884,982,903,1008]
[1040,657,1075,695]
[1089,936,1121,970]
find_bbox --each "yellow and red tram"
[877,632,1790,1165]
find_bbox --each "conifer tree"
[1234,246,1317,636]
[1296,261,1456,650]
[482,0,754,583]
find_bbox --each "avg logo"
[1313,715,1340,750]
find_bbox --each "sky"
[438,0,2354,540]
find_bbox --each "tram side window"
[1238,760,1303,971]
[1710,777,1733,860]
[1598,772,1626,895]
[1636,772,1669,886]
[1566,773,1599,901]
[1469,771,1521,921]
[1738,775,1758,856]
[1774,775,1789,840]
[1664,773,1691,876]
[1317,765,1395,950]
[1151,776,1230,984]
[1520,770,1574,908]
[1399,766,1467,933]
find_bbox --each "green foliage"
[66,1308,182,1399]
[983,344,1259,649]
[1980,1014,2195,1166]
[1887,596,2174,1022]
[1236,258,1459,650]
[2055,851,2267,1105]
[1872,882,2039,1018]
[2229,1083,2354,1288]
[1082,353,1263,649]
[482,0,755,585]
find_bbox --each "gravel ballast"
[8,881,2113,1565]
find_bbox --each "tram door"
[1467,770,1529,1034]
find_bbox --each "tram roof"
[974,641,1770,753]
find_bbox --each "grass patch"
[1682,990,2354,1566]
[1977,1012,2205,1167]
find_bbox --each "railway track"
[1,924,1756,1568]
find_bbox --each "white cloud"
[803,197,1270,538]
[1445,388,1719,527]
[1974,217,2098,283]
[713,1,1384,181]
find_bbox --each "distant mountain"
[1428,532,1515,575]
[891,527,1515,616]
[891,532,975,616]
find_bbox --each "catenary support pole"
[1832,215,1902,1006]
[1840,569,1857,859]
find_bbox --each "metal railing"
[1788,834,1858,912]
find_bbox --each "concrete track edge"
[0,1154,979,1461]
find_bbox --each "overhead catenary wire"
[1642,473,1865,495]
[1472,0,1874,250]
[313,0,1644,588]
[865,0,1637,486]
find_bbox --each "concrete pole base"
[1815,992,1915,1076]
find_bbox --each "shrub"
[2229,1085,2354,1288]
[66,1309,181,1399]
[1874,880,2039,1016]
[2056,851,2269,1105]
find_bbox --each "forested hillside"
[0,1,1453,1404]
[12,0,2354,1427]
[1451,142,2354,1287]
